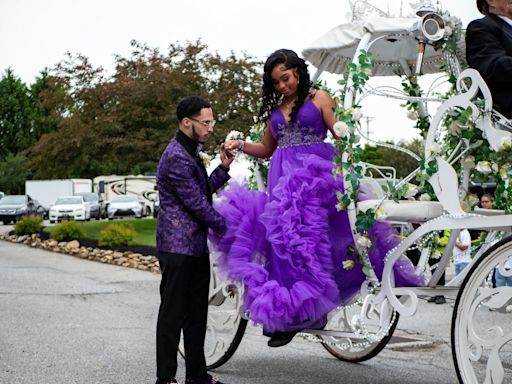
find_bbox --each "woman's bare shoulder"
[310,89,334,106]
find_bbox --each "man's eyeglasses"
[189,117,216,128]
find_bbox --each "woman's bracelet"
[237,140,245,152]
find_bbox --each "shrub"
[99,223,136,247]
[51,221,84,241]
[14,215,43,236]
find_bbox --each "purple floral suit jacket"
[156,134,230,256]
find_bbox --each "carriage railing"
[341,35,512,320]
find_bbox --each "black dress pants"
[156,251,210,381]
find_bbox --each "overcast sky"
[1,0,482,142]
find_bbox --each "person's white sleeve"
[461,230,471,247]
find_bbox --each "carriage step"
[300,329,366,339]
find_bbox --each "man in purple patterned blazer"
[155,96,233,384]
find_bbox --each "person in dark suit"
[466,0,512,119]
[155,96,233,384]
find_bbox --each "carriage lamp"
[412,9,445,75]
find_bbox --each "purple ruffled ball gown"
[210,99,425,333]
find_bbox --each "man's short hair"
[477,0,489,14]
[176,96,211,122]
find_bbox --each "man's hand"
[224,139,241,157]
[220,142,235,169]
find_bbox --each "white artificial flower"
[407,110,419,121]
[444,25,453,37]
[226,130,245,141]
[492,162,499,173]
[462,156,475,169]
[362,67,372,76]
[430,143,441,154]
[476,160,492,174]
[448,121,462,136]
[450,15,462,27]
[356,234,372,249]
[498,135,512,151]
[335,202,344,212]
[419,193,432,201]
[425,143,441,158]
[500,168,509,180]
[375,208,387,221]
[198,151,212,167]
[404,184,419,200]
[467,194,480,208]
[333,121,350,138]
[352,110,363,122]
[342,260,355,270]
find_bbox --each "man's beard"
[192,124,206,143]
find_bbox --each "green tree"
[27,41,262,179]
[0,69,37,160]
[30,69,67,138]
[0,153,31,194]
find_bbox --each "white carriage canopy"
[302,17,464,78]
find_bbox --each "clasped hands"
[220,139,242,169]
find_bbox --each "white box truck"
[25,179,93,209]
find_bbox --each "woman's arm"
[455,240,469,251]
[312,89,339,139]
[226,123,277,159]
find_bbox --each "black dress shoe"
[435,295,446,304]
[185,373,225,384]
[155,379,178,384]
[267,330,299,348]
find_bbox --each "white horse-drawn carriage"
[188,4,512,383]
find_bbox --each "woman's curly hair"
[258,49,312,124]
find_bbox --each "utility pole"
[363,116,375,143]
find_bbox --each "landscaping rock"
[1,234,161,275]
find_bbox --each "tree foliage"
[359,138,423,179]
[27,40,262,179]
[0,153,31,194]
[0,69,37,160]
[30,69,67,140]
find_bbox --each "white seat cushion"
[357,199,444,222]
[473,207,506,216]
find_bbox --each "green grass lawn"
[44,218,157,247]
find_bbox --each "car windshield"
[55,197,83,205]
[111,195,138,203]
[77,193,98,203]
[0,195,26,205]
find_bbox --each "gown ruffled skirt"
[210,141,425,333]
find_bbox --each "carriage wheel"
[451,236,512,384]
[179,261,247,370]
[319,295,399,362]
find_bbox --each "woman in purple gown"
[210,49,424,348]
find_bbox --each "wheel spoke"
[452,236,512,383]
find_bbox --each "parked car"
[0,195,45,224]
[107,195,149,220]
[75,192,105,220]
[153,194,159,218]
[49,196,90,223]
[32,198,48,219]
